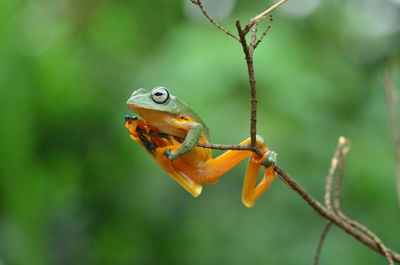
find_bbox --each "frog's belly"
[153,123,186,138]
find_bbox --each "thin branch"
[236,20,263,157]
[313,221,333,265]
[191,0,283,158]
[138,128,253,151]
[254,15,273,49]
[189,1,400,264]
[198,137,400,265]
[197,142,251,150]
[320,137,394,265]
[249,22,259,55]
[324,137,349,210]
[244,0,287,34]
[338,211,394,265]
[333,141,350,212]
[190,0,240,42]
[313,137,350,263]
[274,165,400,264]
[332,139,394,265]
[137,130,400,263]
[250,22,258,45]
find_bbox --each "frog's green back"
[175,97,210,141]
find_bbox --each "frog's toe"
[261,150,277,168]
[124,115,138,121]
[164,149,176,161]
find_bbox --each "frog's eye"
[151,87,170,104]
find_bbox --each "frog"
[125,86,276,207]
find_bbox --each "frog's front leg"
[164,120,203,160]
[124,116,140,140]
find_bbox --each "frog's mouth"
[127,103,165,117]
[127,101,160,114]
[126,102,143,113]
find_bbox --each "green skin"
[126,87,209,160]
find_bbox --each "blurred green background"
[0,0,399,264]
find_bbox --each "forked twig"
[190,1,400,263]
[317,137,394,265]
[275,163,400,264]
[140,127,400,263]
[191,0,284,157]
[235,19,262,155]
[314,137,350,265]
[332,141,394,265]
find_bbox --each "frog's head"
[127,87,181,115]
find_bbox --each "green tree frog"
[125,87,276,207]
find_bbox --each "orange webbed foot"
[242,149,277,208]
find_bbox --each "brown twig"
[254,15,273,49]
[190,0,240,42]
[338,212,394,265]
[190,1,400,263]
[383,56,400,204]
[313,221,333,265]
[317,136,394,265]
[140,125,400,262]
[333,140,351,212]
[138,128,252,151]
[197,142,251,150]
[244,0,287,34]
[314,137,350,264]
[331,140,394,265]
[235,20,263,156]
[191,0,283,158]
[274,165,400,263]
[249,22,259,55]
[324,137,348,210]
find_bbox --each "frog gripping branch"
[124,0,288,207]
[124,1,400,264]
[125,87,277,208]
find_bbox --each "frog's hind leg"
[202,137,276,207]
[169,170,203,197]
[200,137,260,183]
[156,145,203,197]
[167,136,276,205]
[241,150,276,208]
[199,137,265,181]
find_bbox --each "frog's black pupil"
[155,92,163,96]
